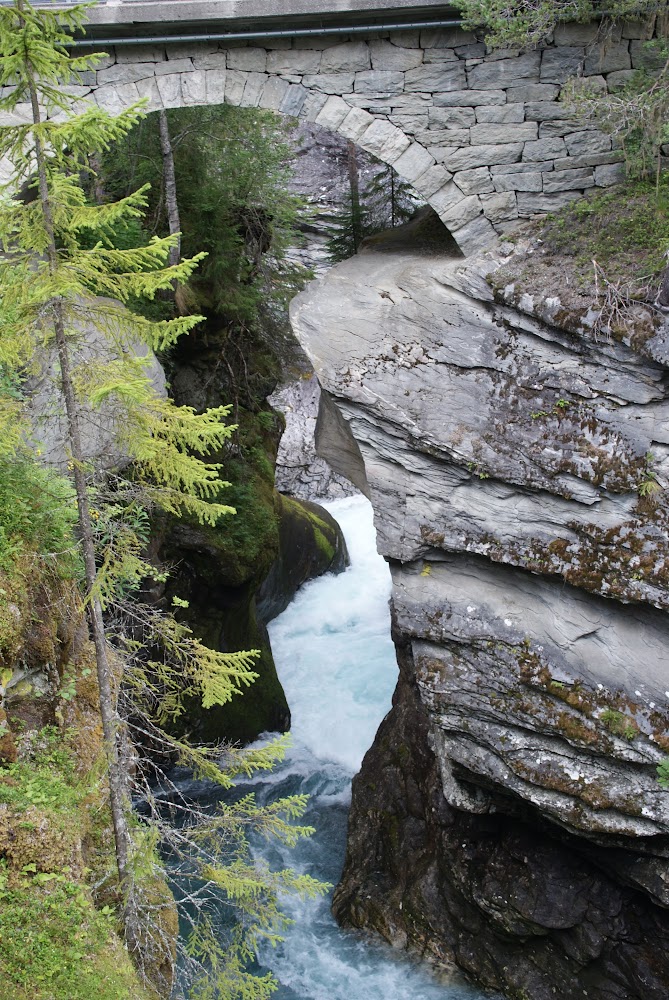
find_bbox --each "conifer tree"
[0,4,325,992]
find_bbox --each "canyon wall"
[290,210,669,999]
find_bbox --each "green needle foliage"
[455,1,666,48]
[0,3,325,996]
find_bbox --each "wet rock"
[290,211,669,998]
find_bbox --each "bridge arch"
[3,13,640,255]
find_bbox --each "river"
[246,494,490,1000]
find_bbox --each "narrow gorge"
[290,209,669,999]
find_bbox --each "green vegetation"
[538,178,669,286]
[456,1,665,49]
[0,727,155,1000]
[600,708,639,740]
[0,2,324,996]
[100,105,307,327]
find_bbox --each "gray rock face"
[290,212,669,998]
[26,300,167,471]
[269,375,357,500]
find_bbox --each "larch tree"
[0,3,325,995]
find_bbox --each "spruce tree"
[0,3,325,993]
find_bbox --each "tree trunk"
[25,58,141,959]
[347,140,362,253]
[159,109,181,268]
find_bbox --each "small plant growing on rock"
[600,708,639,741]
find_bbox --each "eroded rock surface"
[290,211,669,998]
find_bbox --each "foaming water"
[243,494,490,1000]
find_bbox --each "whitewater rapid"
[243,494,489,1000]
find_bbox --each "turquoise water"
[172,494,491,999]
[251,495,489,1000]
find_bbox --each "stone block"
[358,118,411,164]
[494,171,543,192]
[564,131,611,156]
[525,101,574,122]
[224,69,246,106]
[572,73,608,95]
[630,39,667,71]
[622,20,650,39]
[538,120,581,138]
[506,83,560,102]
[302,74,355,94]
[226,48,267,73]
[154,59,194,77]
[413,163,453,198]
[393,143,435,184]
[354,70,404,95]
[280,84,308,117]
[321,41,371,73]
[553,23,600,46]
[205,68,226,105]
[470,122,538,144]
[389,30,421,48]
[258,76,289,110]
[475,104,525,124]
[405,64,466,92]
[390,112,429,134]
[540,47,585,84]
[480,190,518,223]
[155,73,182,108]
[454,166,494,196]
[193,52,227,71]
[606,69,636,90]
[468,51,541,89]
[181,70,207,106]
[117,45,165,64]
[164,42,217,63]
[434,89,507,107]
[553,150,623,170]
[523,137,567,161]
[267,50,321,75]
[595,162,626,186]
[301,91,329,121]
[543,167,595,192]
[370,40,423,71]
[97,62,156,86]
[389,94,433,110]
[584,41,631,75]
[240,72,266,107]
[421,28,476,48]
[432,186,483,229]
[314,95,351,131]
[444,143,525,172]
[455,43,487,60]
[346,97,393,114]
[423,50,460,64]
[517,190,582,215]
[136,76,162,110]
[450,215,498,255]
[492,161,554,174]
[426,131,473,156]
[428,106,476,128]
[339,106,375,142]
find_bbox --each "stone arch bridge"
[6,1,650,254]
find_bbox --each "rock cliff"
[290,209,669,998]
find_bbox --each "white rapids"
[239,494,491,1000]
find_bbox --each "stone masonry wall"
[0,19,656,254]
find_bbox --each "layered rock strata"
[290,212,669,998]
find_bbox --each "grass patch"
[0,728,155,1000]
[539,177,669,287]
